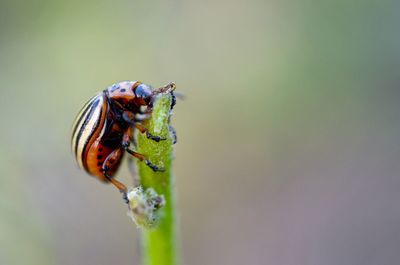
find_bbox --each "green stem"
[136,94,178,265]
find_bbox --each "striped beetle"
[71,81,176,201]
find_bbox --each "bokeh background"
[1,0,399,264]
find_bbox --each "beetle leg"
[104,171,129,203]
[121,125,138,148]
[122,126,133,145]
[122,111,166,142]
[135,123,167,142]
[121,129,165,172]
[169,124,177,144]
[122,128,140,186]
[122,111,135,124]
[125,122,137,147]
[121,111,152,124]
[135,113,151,122]
[124,147,165,172]
[102,149,128,203]
[170,91,177,110]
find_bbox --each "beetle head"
[106,81,176,112]
[106,81,153,111]
[133,83,153,106]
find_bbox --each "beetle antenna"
[173,91,186,100]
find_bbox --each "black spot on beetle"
[120,88,126,92]
[97,155,103,159]
[97,162,102,166]
[99,147,103,152]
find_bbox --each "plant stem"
[136,94,179,265]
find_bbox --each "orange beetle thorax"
[106,81,139,102]
[105,81,154,112]
[105,81,149,112]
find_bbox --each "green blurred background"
[1,0,399,264]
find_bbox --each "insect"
[71,81,176,200]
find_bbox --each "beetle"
[71,81,176,200]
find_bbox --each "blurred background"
[0,0,400,264]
